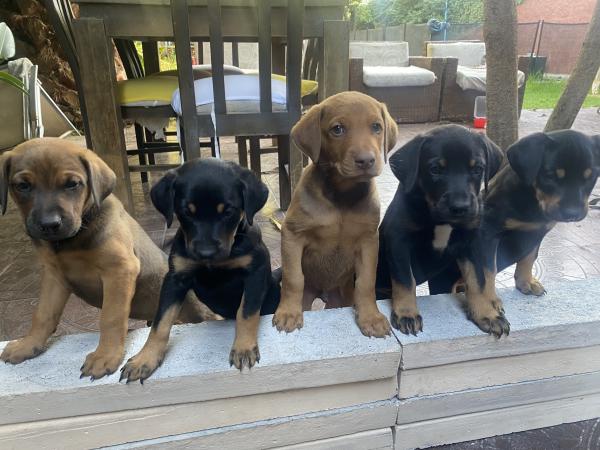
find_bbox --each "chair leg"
[237,137,249,167]
[249,136,262,179]
[144,128,157,167]
[277,135,292,210]
[134,124,148,183]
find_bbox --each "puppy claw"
[272,309,304,333]
[471,312,511,338]
[80,350,122,380]
[391,311,423,336]
[516,277,546,296]
[229,345,260,371]
[119,354,164,384]
[356,311,391,338]
[0,338,45,364]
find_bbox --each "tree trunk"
[483,0,519,150]
[544,0,600,132]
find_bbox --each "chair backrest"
[349,41,409,68]
[114,39,145,79]
[44,0,93,147]
[427,41,486,67]
[170,0,304,160]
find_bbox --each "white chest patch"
[432,225,453,252]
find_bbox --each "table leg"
[320,20,350,100]
[73,18,134,213]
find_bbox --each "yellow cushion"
[270,74,318,97]
[117,76,179,105]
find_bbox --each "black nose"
[39,214,62,233]
[561,207,585,222]
[355,153,375,170]
[449,200,471,217]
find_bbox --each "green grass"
[523,76,600,110]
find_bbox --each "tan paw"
[356,311,391,338]
[229,344,260,371]
[119,351,164,384]
[272,307,303,333]
[516,277,546,296]
[391,309,423,336]
[467,299,510,338]
[80,349,123,380]
[0,337,45,364]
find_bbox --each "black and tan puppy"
[377,125,503,335]
[0,138,213,379]
[120,158,279,382]
[434,130,600,337]
[273,91,398,337]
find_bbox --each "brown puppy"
[0,138,214,379]
[273,91,398,337]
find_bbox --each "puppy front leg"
[514,244,546,296]
[80,253,140,379]
[354,232,391,338]
[120,272,190,383]
[385,239,421,335]
[273,228,305,332]
[459,238,510,338]
[1,268,70,364]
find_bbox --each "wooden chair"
[170,0,304,210]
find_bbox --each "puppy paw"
[119,352,164,384]
[356,311,391,338]
[467,300,510,338]
[0,337,45,364]
[80,349,123,380]
[516,277,546,296]
[272,307,304,333]
[229,344,260,371]
[391,310,423,336]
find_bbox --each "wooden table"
[71,0,349,213]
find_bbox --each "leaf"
[0,72,28,95]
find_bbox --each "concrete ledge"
[390,278,600,370]
[0,306,401,426]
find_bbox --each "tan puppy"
[0,138,214,379]
[273,91,398,337]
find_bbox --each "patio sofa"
[427,41,531,122]
[348,41,446,123]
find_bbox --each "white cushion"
[362,65,436,88]
[350,41,409,68]
[427,42,486,67]
[171,74,288,115]
[456,65,526,91]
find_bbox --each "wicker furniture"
[348,41,445,123]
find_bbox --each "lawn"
[523,76,600,110]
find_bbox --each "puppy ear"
[381,102,398,163]
[239,167,269,226]
[151,170,177,227]
[0,152,11,216]
[80,151,117,207]
[591,135,600,168]
[389,135,425,193]
[291,104,322,162]
[506,132,551,185]
[476,133,504,191]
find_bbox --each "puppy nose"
[561,207,585,222]
[355,153,375,170]
[449,199,471,216]
[39,214,62,233]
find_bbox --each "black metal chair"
[170,0,305,209]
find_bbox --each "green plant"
[0,71,27,94]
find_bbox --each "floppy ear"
[476,133,504,191]
[0,152,11,216]
[381,102,398,163]
[506,132,551,185]
[389,135,425,193]
[80,151,117,207]
[239,167,269,226]
[291,104,322,162]
[151,170,177,227]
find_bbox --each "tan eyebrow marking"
[469,159,476,167]
[556,169,565,179]
[584,168,592,179]
[188,203,196,214]
[217,203,225,213]
[439,159,446,167]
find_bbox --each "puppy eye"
[65,180,80,190]
[429,165,443,176]
[371,123,382,134]
[15,181,32,193]
[330,124,345,137]
[471,165,484,176]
